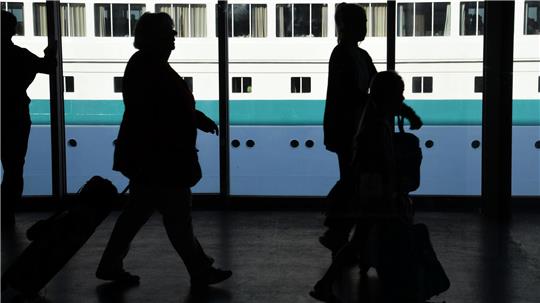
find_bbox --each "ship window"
[232,77,252,93]
[525,1,540,35]
[460,1,484,36]
[64,76,74,93]
[397,3,414,36]
[217,4,267,38]
[371,3,387,37]
[434,2,451,36]
[114,77,123,93]
[35,3,87,37]
[423,77,433,93]
[538,76,540,92]
[412,77,422,93]
[291,77,311,93]
[474,76,483,93]
[184,77,193,92]
[156,4,207,37]
[95,3,145,37]
[277,4,327,37]
[1,2,24,35]
[415,2,432,36]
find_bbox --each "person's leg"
[96,181,154,281]
[320,150,355,253]
[1,119,30,228]
[157,186,230,286]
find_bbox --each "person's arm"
[35,42,57,74]
[399,103,423,130]
[195,110,219,135]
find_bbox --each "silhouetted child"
[312,71,414,303]
[1,10,55,228]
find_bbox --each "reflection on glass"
[397,3,413,36]
[434,2,451,36]
[112,4,128,37]
[233,4,249,37]
[460,2,477,35]
[276,4,292,37]
[130,4,145,36]
[294,4,309,37]
[95,4,111,36]
[311,4,328,37]
[415,2,432,36]
[525,1,540,34]
[3,2,24,35]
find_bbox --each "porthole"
[231,139,240,148]
[290,140,299,148]
[471,140,481,149]
[305,140,314,148]
[68,139,77,147]
[246,140,255,148]
[425,140,434,148]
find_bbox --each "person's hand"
[408,113,423,130]
[199,115,219,135]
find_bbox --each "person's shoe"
[191,267,232,290]
[96,269,140,285]
[309,281,340,303]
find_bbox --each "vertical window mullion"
[188,4,191,37]
[432,2,434,36]
[291,4,294,36]
[413,3,416,36]
[309,4,312,36]
[476,1,479,35]
[110,4,113,36]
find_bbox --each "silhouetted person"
[1,10,55,229]
[95,12,231,288]
[320,3,422,255]
[312,71,412,303]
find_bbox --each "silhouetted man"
[96,12,231,288]
[1,10,55,228]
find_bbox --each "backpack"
[394,116,423,193]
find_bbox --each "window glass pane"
[175,4,189,37]
[114,77,123,93]
[69,4,86,36]
[434,2,451,36]
[60,4,69,36]
[291,77,300,93]
[8,2,24,35]
[415,3,432,36]
[412,77,422,92]
[293,4,310,37]
[65,76,74,92]
[232,77,241,93]
[474,76,483,93]
[302,77,311,93]
[311,4,327,37]
[526,1,540,34]
[460,2,476,35]
[423,77,433,93]
[397,3,414,36]
[130,4,145,36]
[478,2,484,35]
[233,4,249,37]
[33,3,47,36]
[95,4,111,36]
[371,3,387,37]
[191,4,207,37]
[243,77,252,93]
[276,4,292,37]
[112,4,129,37]
[251,4,267,37]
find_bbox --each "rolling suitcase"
[1,176,121,299]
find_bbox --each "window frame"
[291,76,311,93]
[114,76,123,93]
[156,3,207,38]
[2,1,24,35]
[219,3,267,38]
[232,77,252,93]
[525,0,540,35]
[64,76,75,93]
[276,3,328,38]
[94,3,145,37]
[397,2,451,37]
[459,1,485,36]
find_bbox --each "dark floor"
[2,210,540,303]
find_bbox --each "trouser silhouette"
[1,114,31,225]
[323,150,355,241]
[98,180,212,277]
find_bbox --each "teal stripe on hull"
[29,99,540,126]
